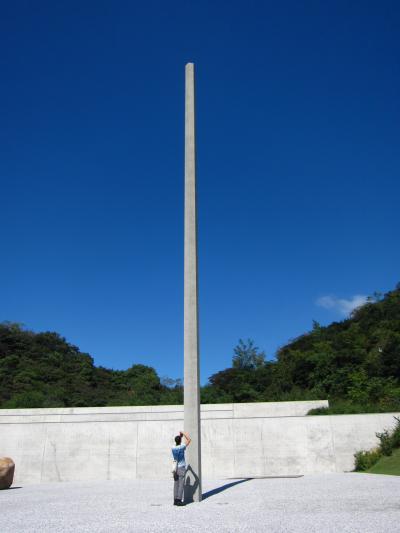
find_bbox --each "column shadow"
[202,478,252,500]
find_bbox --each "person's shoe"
[173,499,180,506]
[176,500,185,506]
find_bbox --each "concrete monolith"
[183,62,202,502]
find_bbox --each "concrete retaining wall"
[0,401,398,485]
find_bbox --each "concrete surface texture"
[1,474,399,532]
[1,401,399,486]
[184,61,202,501]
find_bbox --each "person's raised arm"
[180,431,191,447]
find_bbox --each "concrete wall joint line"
[0,414,332,425]
[0,410,187,418]
[328,414,337,472]
[135,423,139,479]
[0,418,184,425]
[40,424,48,483]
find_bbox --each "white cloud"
[316,294,368,316]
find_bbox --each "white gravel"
[1,473,399,532]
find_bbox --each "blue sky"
[1,1,399,384]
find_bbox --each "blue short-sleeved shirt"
[171,443,187,468]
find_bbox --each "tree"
[232,339,265,370]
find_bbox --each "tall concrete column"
[184,62,202,502]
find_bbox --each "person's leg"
[177,467,185,502]
[174,471,179,501]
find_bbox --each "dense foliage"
[0,285,399,411]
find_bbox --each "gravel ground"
[1,473,399,532]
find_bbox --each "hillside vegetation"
[1,285,399,411]
[0,324,182,408]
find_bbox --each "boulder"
[0,457,15,489]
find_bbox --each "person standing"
[172,431,191,506]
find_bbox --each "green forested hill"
[202,286,400,412]
[1,286,399,411]
[0,324,182,408]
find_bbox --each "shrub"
[376,429,393,456]
[307,399,400,415]
[307,406,329,415]
[391,417,400,448]
[354,449,382,471]
[307,401,376,415]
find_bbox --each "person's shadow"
[184,465,200,504]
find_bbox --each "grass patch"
[367,447,400,476]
